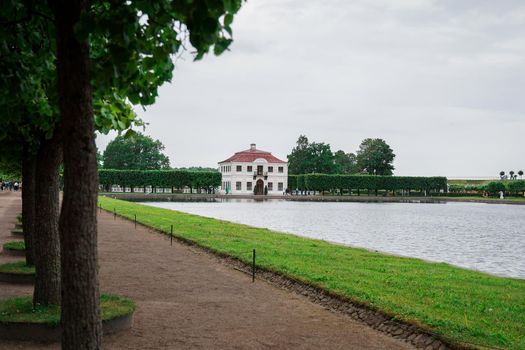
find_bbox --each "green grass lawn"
[0,294,135,326]
[0,261,35,275]
[3,241,25,251]
[99,196,525,350]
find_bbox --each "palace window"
[278,166,284,173]
[268,166,273,173]
[247,182,252,191]
[236,182,242,191]
[278,182,283,191]
[267,182,273,191]
[237,165,242,172]
[247,166,253,172]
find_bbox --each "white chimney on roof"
[250,143,256,150]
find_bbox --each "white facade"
[219,144,288,196]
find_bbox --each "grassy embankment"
[99,196,525,350]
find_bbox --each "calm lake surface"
[143,200,525,279]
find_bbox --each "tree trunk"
[21,146,36,266]
[33,135,62,306]
[53,0,102,347]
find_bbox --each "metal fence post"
[252,249,256,283]
[134,214,137,229]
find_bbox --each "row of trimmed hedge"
[288,174,447,193]
[450,181,525,195]
[99,169,221,190]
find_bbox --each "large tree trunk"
[21,146,36,266]
[33,134,62,306]
[53,0,102,348]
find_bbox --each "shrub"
[485,182,506,196]
[99,169,221,191]
[289,174,447,194]
[506,180,525,194]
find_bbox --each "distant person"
[14,182,19,191]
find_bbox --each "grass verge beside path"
[0,261,34,275]
[0,294,135,325]
[3,241,25,251]
[99,196,525,350]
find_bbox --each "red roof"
[220,146,286,164]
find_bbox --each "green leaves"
[287,135,337,174]
[356,138,396,176]
[102,132,170,170]
[1,0,245,161]
[93,93,140,135]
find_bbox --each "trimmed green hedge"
[449,181,525,196]
[507,180,525,193]
[99,169,221,191]
[288,174,447,193]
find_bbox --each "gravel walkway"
[0,192,414,349]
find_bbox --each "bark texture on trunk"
[21,147,36,266]
[33,134,62,306]
[53,0,102,348]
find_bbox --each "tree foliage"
[486,181,506,196]
[288,135,393,175]
[356,138,395,175]
[287,135,336,174]
[103,133,170,170]
[333,150,358,174]
[1,0,245,347]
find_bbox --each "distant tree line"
[288,174,447,195]
[287,135,395,176]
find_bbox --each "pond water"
[143,200,525,279]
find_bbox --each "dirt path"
[0,191,28,302]
[0,192,414,349]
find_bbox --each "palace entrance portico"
[254,179,264,195]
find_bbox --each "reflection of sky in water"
[144,200,525,279]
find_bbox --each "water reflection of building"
[218,144,288,195]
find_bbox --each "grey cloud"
[97,0,525,178]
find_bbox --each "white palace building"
[219,144,288,195]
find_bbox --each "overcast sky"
[96,0,525,178]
